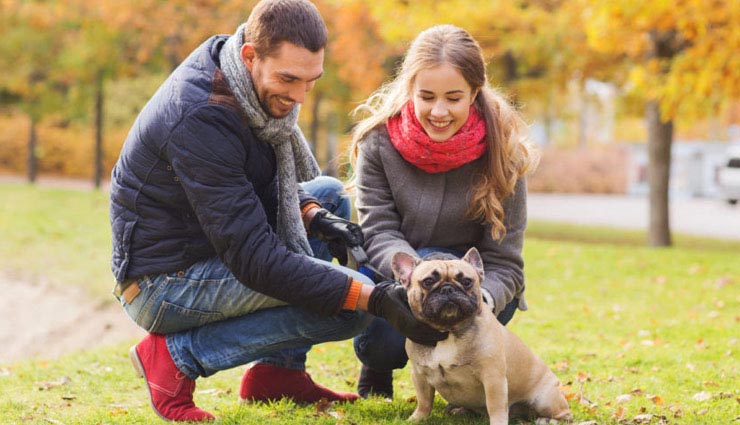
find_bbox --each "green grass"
[0,183,738,424]
[0,182,113,300]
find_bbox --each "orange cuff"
[342,280,363,310]
[301,202,321,218]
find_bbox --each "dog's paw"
[535,417,569,425]
[408,411,428,422]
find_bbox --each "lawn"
[0,183,738,424]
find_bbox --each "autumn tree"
[308,0,389,175]
[583,0,740,246]
[0,1,69,183]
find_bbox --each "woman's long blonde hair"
[348,25,538,240]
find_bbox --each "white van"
[718,145,740,205]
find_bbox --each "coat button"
[174,176,180,182]
[166,165,172,171]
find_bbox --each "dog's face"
[392,248,484,331]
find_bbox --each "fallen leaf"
[648,394,663,406]
[616,394,632,403]
[108,407,129,416]
[61,395,76,401]
[612,406,626,419]
[703,381,719,387]
[36,376,71,391]
[669,405,684,418]
[576,421,598,425]
[576,371,591,383]
[716,391,734,399]
[554,360,570,372]
[631,388,645,395]
[692,391,711,401]
[633,413,653,423]
[314,398,333,416]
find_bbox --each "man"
[110,0,446,422]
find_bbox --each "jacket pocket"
[147,300,225,334]
[111,218,137,282]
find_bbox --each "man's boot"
[129,333,214,422]
[239,362,359,403]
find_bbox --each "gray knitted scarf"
[219,24,319,255]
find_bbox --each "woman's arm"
[355,130,417,278]
[477,178,528,314]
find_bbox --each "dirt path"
[0,272,145,365]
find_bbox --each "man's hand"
[308,209,364,265]
[366,281,448,346]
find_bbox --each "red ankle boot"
[239,363,359,403]
[129,333,214,422]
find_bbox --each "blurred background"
[1,0,739,247]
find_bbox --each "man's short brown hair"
[244,0,328,57]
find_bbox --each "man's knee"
[342,310,374,337]
[301,176,350,219]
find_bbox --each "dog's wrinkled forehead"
[412,258,480,283]
[420,252,459,262]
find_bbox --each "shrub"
[528,145,628,193]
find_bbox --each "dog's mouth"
[421,285,478,328]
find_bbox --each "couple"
[109,0,535,421]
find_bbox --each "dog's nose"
[439,283,456,295]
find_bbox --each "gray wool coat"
[355,126,529,314]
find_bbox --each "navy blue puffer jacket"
[110,36,352,316]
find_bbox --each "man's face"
[241,41,324,118]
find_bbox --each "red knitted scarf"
[386,101,486,173]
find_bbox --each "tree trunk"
[646,100,673,247]
[27,115,38,184]
[94,72,104,189]
[324,113,338,177]
[309,90,322,158]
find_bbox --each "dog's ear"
[391,251,420,286]
[462,247,484,280]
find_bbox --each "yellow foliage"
[584,0,740,122]
[0,111,127,178]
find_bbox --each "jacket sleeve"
[166,105,351,316]
[477,178,528,314]
[355,130,417,279]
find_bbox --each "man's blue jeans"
[119,176,374,379]
[353,247,518,371]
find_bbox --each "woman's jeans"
[119,176,374,379]
[353,247,519,371]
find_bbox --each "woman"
[348,24,538,398]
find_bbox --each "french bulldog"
[392,248,572,424]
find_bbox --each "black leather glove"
[367,281,448,346]
[308,208,364,266]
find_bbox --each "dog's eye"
[422,277,436,288]
[460,277,474,288]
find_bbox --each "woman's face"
[411,63,478,142]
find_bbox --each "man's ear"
[391,252,420,286]
[240,43,256,72]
